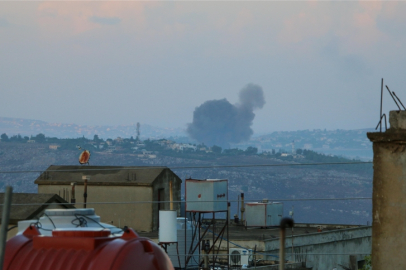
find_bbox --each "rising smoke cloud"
[187,84,265,148]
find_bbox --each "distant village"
[0,132,360,164]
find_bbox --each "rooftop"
[34,165,180,186]
[0,193,73,224]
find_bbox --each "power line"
[0,161,372,174]
[1,197,372,206]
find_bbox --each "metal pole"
[227,202,230,270]
[212,212,215,270]
[241,193,245,225]
[0,186,13,270]
[71,182,76,206]
[279,217,294,270]
[237,195,240,220]
[83,178,88,208]
[386,85,402,111]
[380,78,383,132]
[169,181,173,210]
[291,206,294,262]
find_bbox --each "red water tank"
[4,226,174,270]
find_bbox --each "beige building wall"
[367,110,406,270]
[38,184,153,232]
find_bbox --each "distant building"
[49,144,60,150]
[34,165,182,232]
[0,193,73,239]
[303,144,313,150]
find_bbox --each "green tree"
[35,133,46,143]
[1,133,9,142]
[211,145,222,154]
[245,146,258,155]
[360,255,371,270]
[93,134,100,142]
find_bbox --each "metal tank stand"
[184,210,229,270]
[158,241,181,268]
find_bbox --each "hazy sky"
[1,1,406,134]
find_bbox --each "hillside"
[0,141,372,225]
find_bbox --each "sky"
[1,1,406,135]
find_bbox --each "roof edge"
[36,181,152,187]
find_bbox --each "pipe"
[380,78,383,132]
[279,217,294,270]
[241,193,245,225]
[84,179,88,208]
[386,85,402,111]
[227,202,230,223]
[71,182,76,206]
[0,186,13,270]
[237,195,240,220]
[169,180,173,210]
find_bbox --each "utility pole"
[290,206,295,262]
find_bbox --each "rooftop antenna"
[392,91,406,110]
[386,85,402,111]
[376,79,387,132]
[136,122,141,141]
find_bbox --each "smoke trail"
[187,84,265,148]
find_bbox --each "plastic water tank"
[158,210,177,243]
[4,226,174,270]
[17,208,121,236]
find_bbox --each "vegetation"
[0,132,369,171]
[360,255,371,270]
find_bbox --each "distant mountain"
[232,128,375,161]
[0,117,187,140]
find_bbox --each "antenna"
[386,85,402,111]
[136,122,140,141]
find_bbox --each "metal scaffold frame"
[184,210,229,270]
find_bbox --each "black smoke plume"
[187,84,265,148]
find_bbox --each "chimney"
[367,110,406,269]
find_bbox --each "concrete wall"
[367,110,406,270]
[254,262,306,270]
[151,170,182,231]
[38,184,153,232]
[264,226,371,270]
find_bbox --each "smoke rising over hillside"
[187,84,265,148]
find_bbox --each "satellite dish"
[79,150,91,165]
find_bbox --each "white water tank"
[159,210,177,243]
[186,179,228,212]
[245,202,283,227]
